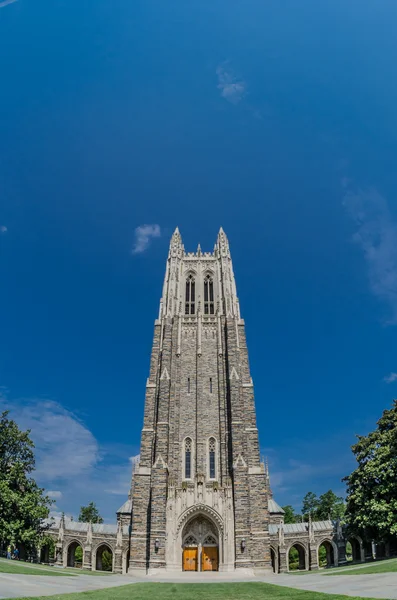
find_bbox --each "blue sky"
[1,0,397,521]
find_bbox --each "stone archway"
[67,541,83,568]
[288,542,307,571]
[270,546,279,573]
[95,543,113,571]
[318,539,337,568]
[182,515,219,572]
[347,536,364,563]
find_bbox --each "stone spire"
[86,521,93,546]
[168,226,184,258]
[215,227,231,258]
[58,513,65,543]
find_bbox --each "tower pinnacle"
[216,227,231,257]
[168,226,184,257]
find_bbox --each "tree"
[302,492,319,520]
[78,502,103,524]
[344,400,397,542]
[0,411,53,552]
[282,505,298,524]
[317,490,345,520]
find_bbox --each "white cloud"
[343,187,397,324]
[216,64,246,105]
[0,226,7,233]
[131,224,161,255]
[6,400,100,480]
[383,372,397,384]
[0,0,18,7]
[0,392,138,522]
[47,490,63,499]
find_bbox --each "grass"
[0,559,72,576]
[326,557,397,575]
[0,557,112,576]
[6,582,381,600]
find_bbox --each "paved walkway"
[0,573,129,599]
[264,572,397,599]
[1,569,397,599]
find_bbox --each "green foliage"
[78,502,103,524]
[344,400,397,541]
[101,550,113,572]
[302,490,345,521]
[318,545,327,567]
[74,546,83,565]
[0,411,53,551]
[317,491,345,520]
[302,492,319,520]
[282,505,298,524]
[288,546,299,570]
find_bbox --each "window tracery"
[185,437,192,479]
[209,437,216,479]
[204,275,214,315]
[185,275,195,315]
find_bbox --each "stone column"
[55,543,63,567]
[279,549,288,573]
[83,546,92,571]
[309,543,319,571]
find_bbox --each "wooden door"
[183,547,198,571]
[202,546,218,571]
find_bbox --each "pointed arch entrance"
[182,515,219,571]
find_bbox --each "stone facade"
[44,229,359,574]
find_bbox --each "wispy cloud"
[216,63,246,105]
[0,0,18,7]
[343,187,397,324]
[8,400,100,480]
[47,490,63,499]
[131,224,161,255]
[0,392,137,521]
[383,372,397,384]
[0,226,7,234]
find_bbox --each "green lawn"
[326,558,397,575]
[0,559,72,576]
[0,558,112,577]
[7,582,380,600]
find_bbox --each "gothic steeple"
[168,226,184,258]
[215,227,231,258]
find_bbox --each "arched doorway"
[270,546,279,573]
[95,544,113,571]
[67,541,83,568]
[318,540,335,568]
[40,538,55,564]
[347,537,363,563]
[288,543,307,571]
[182,515,219,572]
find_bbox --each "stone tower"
[129,228,271,574]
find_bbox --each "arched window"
[209,437,216,479]
[185,438,192,479]
[204,275,214,315]
[185,275,195,315]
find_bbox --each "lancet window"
[209,437,216,479]
[204,275,214,315]
[185,437,192,479]
[185,275,195,315]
